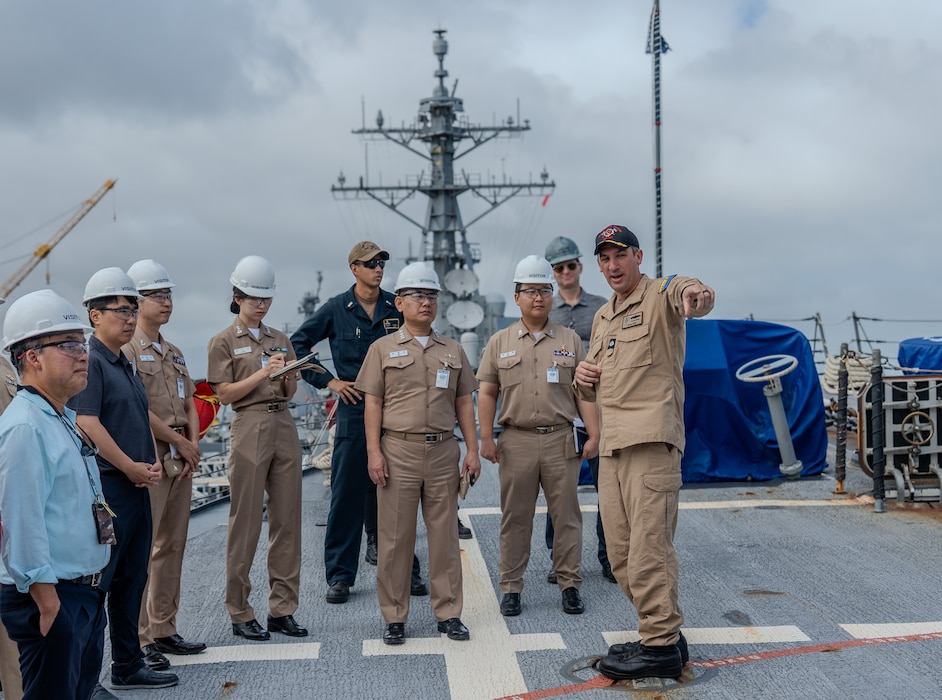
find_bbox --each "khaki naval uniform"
[122,328,196,644]
[355,328,476,624]
[574,273,700,646]
[207,320,302,623]
[477,320,585,594]
[0,357,23,700]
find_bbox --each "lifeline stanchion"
[834,343,848,494]
[869,349,885,513]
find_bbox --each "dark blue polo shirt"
[291,285,402,437]
[68,334,155,471]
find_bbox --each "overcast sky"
[2,0,940,377]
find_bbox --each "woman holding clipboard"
[206,255,310,642]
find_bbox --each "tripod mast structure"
[331,29,555,357]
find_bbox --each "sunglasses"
[553,261,579,273]
[355,259,387,270]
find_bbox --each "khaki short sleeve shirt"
[122,328,195,429]
[207,319,296,410]
[356,328,476,433]
[477,320,584,428]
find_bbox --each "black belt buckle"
[536,426,551,435]
[425,433,439,443]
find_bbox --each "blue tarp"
[681,319,828,482]
[898,336,942,374]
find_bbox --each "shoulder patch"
[658,274,677,294]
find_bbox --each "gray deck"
[95,442,942,700]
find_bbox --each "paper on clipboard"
[269,351,325,379]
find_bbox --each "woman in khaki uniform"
[206,256,307,641]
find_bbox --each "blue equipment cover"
[682,319,828,482]
[898,336,942,374]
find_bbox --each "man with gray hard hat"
[543,236,614,585]
[477,255,599,618]
[124,260,206,670]
[68,268,178,691]
[0,290,111,699]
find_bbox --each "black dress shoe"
[153,633,207,655]
[437,617,470,641]
[268,614,309,637]
[142,644,170,671]
[500,592,521,617]
[110,666,179,689]
[457,516,473,539]
[601,562,618,584]
[365,533,378,565]
[382,623,405,646]
[561,586,585,615]
[597,643,683,681]
[232,619,271,641]
[546,569,557,584]
[326,581,350,604]
[410,573,429,596]
[609,631,689,665]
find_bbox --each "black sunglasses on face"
[355,259,386,270]
[553,261,579,273]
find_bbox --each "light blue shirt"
[0,389,111,593]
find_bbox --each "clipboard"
[269,351,325,379]
[574,424,589,456]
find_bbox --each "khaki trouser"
[0,620,23,700]
[598,442,684,646]
[138,438,195,645]
[225,408,302,622]
[377,435,462,624]
[497,428,582,593]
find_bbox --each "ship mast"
[331,29,554,358]
[647,0,669,278]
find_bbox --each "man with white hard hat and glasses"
[124,260,206,671]
[0,290,111,700]
[68,268,178,692]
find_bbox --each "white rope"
[821,353,873,395]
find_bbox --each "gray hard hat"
[544,236,581,266]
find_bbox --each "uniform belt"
[61,572,103,588]
[384,430,453,444]
[237,401,287,413]
[172,426,186,435]
[505,423,571,435]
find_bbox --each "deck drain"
[560,656,717,692]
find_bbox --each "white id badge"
[261,355,270,369]
[177,377,186,399]
[547,368,559,383]
[436,369,451,388]
[170,442,180,459]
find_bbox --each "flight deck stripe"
[167,642,320,666]
[603,625,809,648]
[459,498,862,517]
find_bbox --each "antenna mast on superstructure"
[647,0,670,278]
[331,29,555,358]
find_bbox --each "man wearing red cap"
[575,225,715,681]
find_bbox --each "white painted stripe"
[602,626,810,648]
[361,518,564,700]
[459,499,862,517]
[841,622,942,638]
[167,642,320,666]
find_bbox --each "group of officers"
[0,223,715,698]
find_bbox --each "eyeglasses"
[141,291,173,302]
[101,306,139,320]
[36,340,89,358]
[400,292,439,302]
[241,296,272,307]
[354,259,387,270]
[553,261,579,273]
[518,288,553,298]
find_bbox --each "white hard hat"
[127,259,175,291]
[3,289,92,352]
[230,255,276,298]
[513,255,555,285]
[82,267,141,305]
[394,262,441,293]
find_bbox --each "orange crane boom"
[1,179,116,298]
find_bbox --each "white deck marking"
[602,625,810,647]
[362,516,565,700]
[841,622,942,638]
[167,642,320,666]
[460,498,862,518]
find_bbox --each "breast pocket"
[497,354,524,388]
[382,353,416,372]
[612,325,652,369]
[554,355,576,384]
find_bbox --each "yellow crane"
[1,179,116,298]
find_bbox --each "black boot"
[597,643,683,681]
[365,533,378,565]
